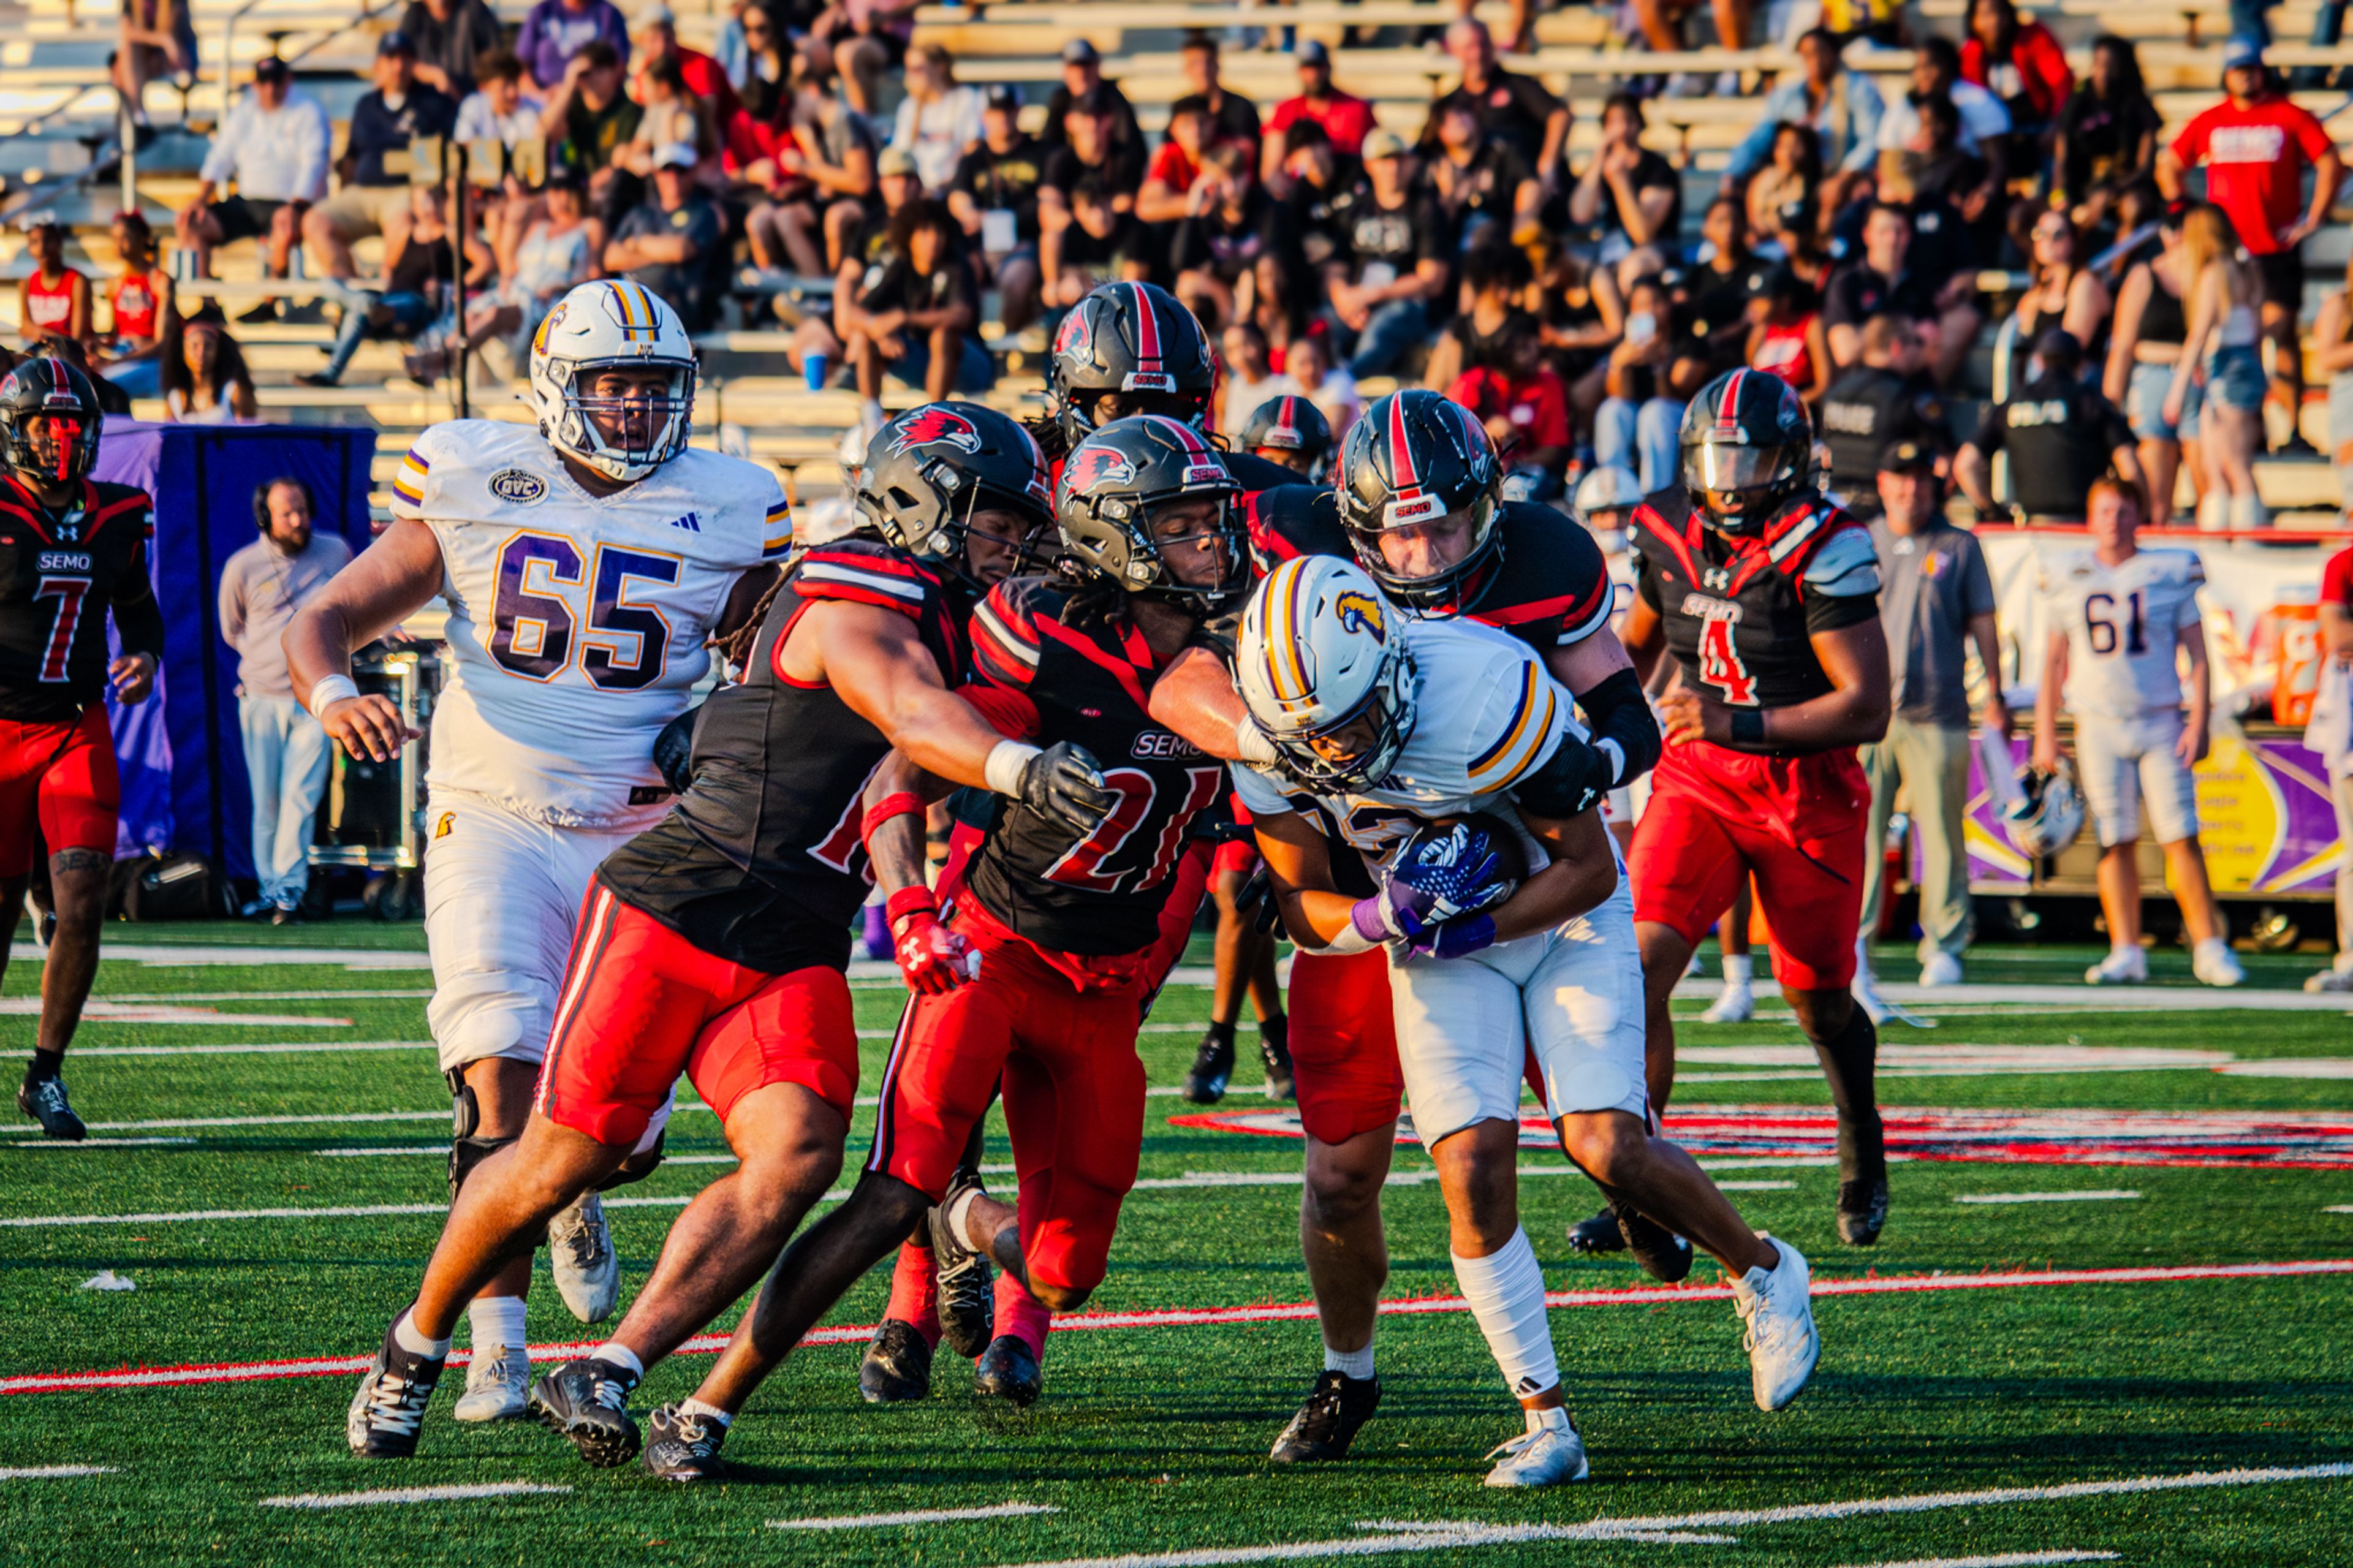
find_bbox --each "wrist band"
[885,887,939,926]
[861,791,927,847]
[1730,709,1767,747]
[308,673,360,715]
[983,739,1042,797]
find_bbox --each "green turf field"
[2,923,2349,1566]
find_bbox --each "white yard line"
[1833,1554,2116,1568]
[1,1137,196,1148]
[1715,1180,1797,1191]
[1954,1191,2142,1205]
[88,990,436,1002]
[0,1466,116,1480]
[771,1502,1059,1531]
[2325,1205,2353,1214]
[72,1040,431,1059]
[1675,978,2353,1013]
[19,943,433,971]
[257,1482,572,1510]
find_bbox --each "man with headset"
[218,476,349,922]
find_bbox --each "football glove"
[1406,911,1498,961]
[1020,741,1117,836]
[1349,819,1512,944]
[893,909,980,994]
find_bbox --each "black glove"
[1233,860,1279,933]
[652,701,702,795]
[1020,740,1116,836]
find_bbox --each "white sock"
[1323,1341,1376,1380]
[678,1396,733,1427]
[392,1310,451,1358]
[592,1342,644,1379]
[1450,1228,1558,1404]
[467,1295,528,1354]
[1721,953,1752,987]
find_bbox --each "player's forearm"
[862,758,945,899]
[1276,884,1365,950]
[1147,645,1252,760]
[1708,684,1885,752]
[1488,839,1617,942]
[113,589,167,664]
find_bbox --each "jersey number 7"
[32,577,89,684]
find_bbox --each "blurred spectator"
[160,317,259,422]
[2104,202,2196,526]
[1528,238,1623,424]
[1262,40,1374,183]
[846,199,992,411]
[949,87,1045,327]
[1041,41,1143,158]
[715,0,762,88]
[1824,202,1980,385]
[633,4,740,131]
[2315,250,2353,502]
[545,42,643,219]
[1961,0,2072,140]
[301,183,488,388]
[1218,320,1300,437]
[811,0,922,116]
[1173,32,1261,154]
[455,50,546,146]
[1878,36,2010,158]
[463,173,597,372]
[1043,178,1150,306]
[1743,124,1821,253]
[1422,238,1528,392]
[1957,328,2139,521]
[2158,36,2342,454]
[770,64,882,275]
[2053,36,2160,231]
[1896,96,2001,256]
[2308,542,2353,990]
[729,2,791,121]
[1425,98,1536,248]
[178,57,327,281]
[1321,129,1449,379]
[219,477,349,923]
[401,0,504,101]
[1634,0,1753,60]
[1685,197,1768,377]
[519,0,630,91]
[889,45,983,193]
[1745,265,1832,404]
[1450,318,1571,500]
[1040,93,1144,239]
[1271,122,1351,260]
[303,34,458,283]
[14,219,90,347]
[1569,93,1679,281]
[2167,203,2268,529]
[1246,252,1318,371]
[843,147,922,279]
[619,58,721,184]
[1285,330,1360,440]
[1171,142,1275,330]
[1427,20,1567,199]
[1596,271,1681,491]
[96,211,175,400]
[1724,28,1883,211]
[605,143,726,331]
[1137,103,1213,225]
[2010,211,2111,383]
[1820,313,1950,513]
[113,0,197,125]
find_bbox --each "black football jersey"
[963,575,1227,956]
[597,537,969,972]
[0,478,161,723]
[1631,486,1879,723]
[1246,487,1613,653]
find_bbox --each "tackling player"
[289,281,793,1420]
[0,358,162,1141]
[1233,555,1817,1485]
[635,415,1246,1480]
[1618,369,1896,1248]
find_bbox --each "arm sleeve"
[958,681,1041,741]
[757,479,793,564]
[114,531,167,663]
[388,432,436,520]
[1572,664,1659,788]
[1723,93,1784,179]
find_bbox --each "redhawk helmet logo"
[1066,445,1137,493]
[890,406,982,455]
[1054,305,1093,361]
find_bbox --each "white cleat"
[452,1346,531,1422]
[1482,1415,1590,1487]
[2084,946,2149,985]
[549,1192,620,1324]
[1735,1235,1819,1412]
[1701,985,1754,1025]
[1917,951,1962,987]
[2191,939,2245,988]
[1851,966,1891,1025]
[2305,963,2353,993]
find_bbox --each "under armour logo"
[1702,567,1732,591]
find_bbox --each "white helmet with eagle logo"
[1236,555,1417,790]
[528,279,697,483]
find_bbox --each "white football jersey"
[1233,615,1585,874]
[2037,545,2203,720]
[390,419,792,828]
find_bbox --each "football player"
[0,357,162,1141]
[1618,369,1896,1248]
[1238,393,1335,482]
[1233,555,1817,1486]
[636,415,1246,1480]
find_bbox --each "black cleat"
[1259,1032,1296,1100]
[1614,1199,1694,1283]
[527,1357,642,1468]
[1837,1178,1889,1246]
[927,1183,996,1359]
[1565,1203,1626,1256]
[974,1335,1042,1408]
[346,1319,444,1458]
[859,1318,934,1403]
[640,1403,728,1482]
[17,1075,85,1141]
[1182,1030,1235,1104]
[1269,1369,1381,1463]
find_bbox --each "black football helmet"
[1237,393,1334,483]
[1680,368,1814,533]
[1054,414,1248,613]
[855,401,1055,588]
[1045,281,1216,450]
[1335,388,1501,611]
[0,355,104,488]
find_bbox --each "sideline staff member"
[1819,313,1952,515]
[1955,329,2140,521]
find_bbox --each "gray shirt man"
[1871,514,1996,730]
[219,530,351,699]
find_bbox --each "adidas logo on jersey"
[670,512,701,532]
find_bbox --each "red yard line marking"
[6,1258,2349,1398]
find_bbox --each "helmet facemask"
[13,411,94,488]
[1345,494,1499,612]
[1259,641,1417,791]
[1683,433,1802,534]
[546,356,695,483]
[1122,490,1250,612]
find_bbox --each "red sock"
[993,1270,1051,1360]
[884,1241,941,1347]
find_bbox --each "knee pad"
[592,1128,667,1192]
[450,1133,518,1203]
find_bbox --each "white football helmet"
[1573,464,1644,519]
[528,279,697,483]
[2004,757,2085,858]
[1235,555,1416,790]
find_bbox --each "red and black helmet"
[0,355,103,488]
[1053,414,1248,613]
[1045,281,1216,450]
[1335,388,1501,611]
[855,401,1054,587]
[1679,368,1814,533]
[1237,392,1335,483]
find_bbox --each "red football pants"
[0,705,118,878]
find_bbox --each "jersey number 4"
[1697,616,1760,706]
[33,577,88,684]
[491,534,682,689]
